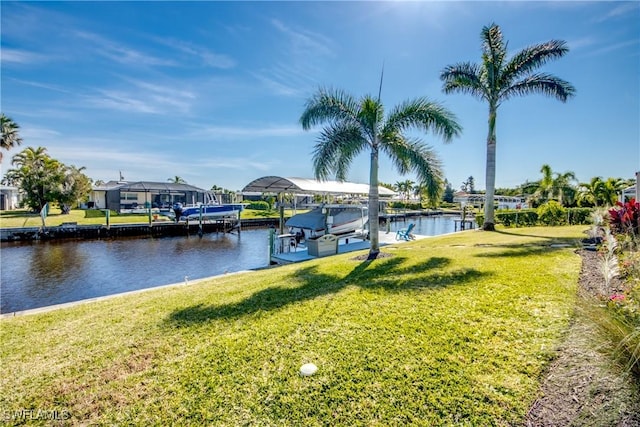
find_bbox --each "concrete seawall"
[0,218,281,242]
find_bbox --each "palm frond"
[381,137,444,200]
[500,73,576,103]
[440,63,487,100]
[312,122,367,181]
[501,40,570,86]
[481,23,507,92]
[357,96,384,142]
[384,97,462,143]
[299,87,360,131]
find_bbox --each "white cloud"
[596,2,640,23]
[151,37,236,69]
[83,77,196,115]
[270,19,334,58]
[252,19,335,97]
[74,31,176,67]
[1,48,48,64]
[584,38,640,57]
[190,124,304,139]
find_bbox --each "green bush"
[388,202,423,210]
[496,210,538,227]
[84,209,118,218]
[567,208,593,225]
[537,201,567,226]
[466,206,593,228]
[247,201,271,210]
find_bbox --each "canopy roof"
[94,181,207,193]
[242,176,396,196]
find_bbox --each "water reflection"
[1,229,270,313]
[27,242,87,300]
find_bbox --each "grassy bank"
[0,208,303,228]
[1,226,586,425]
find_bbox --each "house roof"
[241,176,396,196]
[93,181,207,193]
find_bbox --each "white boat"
[285,204,368,239]
[176,203,244,221]
[172,193,244,222]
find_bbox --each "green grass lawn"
[0,208,303,228]
[0,226,586,425]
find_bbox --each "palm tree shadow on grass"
[494,229,585,241]
[167,256,489,324]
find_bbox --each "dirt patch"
[524,250,640,426]
[350,251,394,261]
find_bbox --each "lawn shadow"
[167,256,488,325]
[474,230,582,258]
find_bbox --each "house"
[454,192,529,210]
[0,185,21,211]
[619,171,640,203]
[89,181,211,213]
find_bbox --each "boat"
[285,204,368,239]
[176,203,244,221]
[172,193,244,222]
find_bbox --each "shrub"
[567,208,593,225]
[388,202,423,210]
[496,209,538,227]
[537,201,567,226]
[247,201,271,211]
[609,198,640,237]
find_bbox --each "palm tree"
[553,170,578,206]
[168,176,187,184]
[441,23,575,230]
[1,113,23,162]
[600,177,626,207]
[300,88,461,258]
[533,164,577,206]
[578,177,604,207]
[395,179,415,206]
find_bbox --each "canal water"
[0,215,471,314]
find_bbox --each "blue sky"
[2,1,638,192]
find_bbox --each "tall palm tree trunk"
[484,106,497,231]
[368,144,380,258]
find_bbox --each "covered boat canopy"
[242,176,396,197]
[285,208,326,232]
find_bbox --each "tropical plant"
[580,177,627,207]
[533,164,577,206]
[0,113,23,162]
[601,177,626,207]
[57,165,93,213]
[537,200,566,226]
[395,179,415,205]
[168,176,187,184]
[300,87,461,258]
[2,146,91,212]
[578,177,605,207]
[441,23,575,230]
[609,198,640,237]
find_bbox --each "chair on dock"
[395,223,415,241]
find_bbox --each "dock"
[270,231,425,265]
[0,215,248,242]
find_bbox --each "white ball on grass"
[299,363,318,376]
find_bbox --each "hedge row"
[475,206,593,228]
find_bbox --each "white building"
[0,185,21,210]
[453,192,529,210]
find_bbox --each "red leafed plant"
[609,198,640,236]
